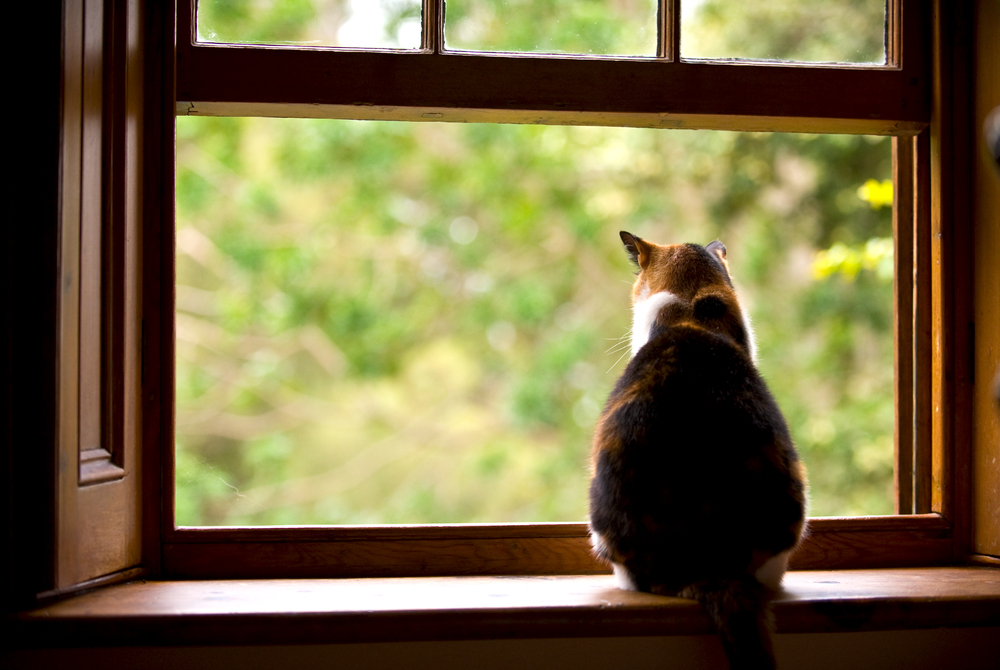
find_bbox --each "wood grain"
[13,568,1000,648]
[928,0,976,557]
[177,47,928,134]
[971,0,1000,559]
[164,536,607,579]
[163,516,953,579]
[55,0,145,591]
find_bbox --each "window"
[174,119,899,525]
[155,0,965,579]
[18,1,993,603]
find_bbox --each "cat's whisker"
[606,347,632,374]
[605,338,632,355]
[605,336,629,350]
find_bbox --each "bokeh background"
[177,0,894,525]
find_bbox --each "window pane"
[445,0,658,56]
[176,118,893,526]
[196,0,422,49]
[682,0,886,64]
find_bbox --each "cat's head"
[620,231,757,362]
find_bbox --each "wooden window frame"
[141,0,980,581]
[3,0,993,617]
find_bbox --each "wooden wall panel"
[972,0,1000,559]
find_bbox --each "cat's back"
[592,320,797,548]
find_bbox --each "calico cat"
[589,232,808,670]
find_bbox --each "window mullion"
[423,0,443,54]
[661,0,679,61]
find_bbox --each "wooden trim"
[144,0,177,576]
[15,568,1000,648]
[893,136,915,514]
[176,46,927,133]
[913,129,933,513]
[971,0,1000,560]
[967,555,1000,568]
[789,515,953,570]
[946,2,976,561]
[160,516,952,579]
[896,129,934,516]
[168,522,595,543]
[33,566,148,606]
[887,0,902,67]
[929,2,975,561]
[79,0,103,472]
[929,0,953,521]
[173,0,928,130]
[57,0,85,589]
[176,100,924,136]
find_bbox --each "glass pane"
[176,118,893,526]
[196,0,422,49]
[682,0,887,64]
[445,0,658,56]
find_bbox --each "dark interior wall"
[2,2,62,612]
[5,629,1000,670]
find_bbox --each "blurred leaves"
[682,0,886,63]
[857,178,894,210]
[813,238,893,283]
[445,0,657,55]
[176,0,897,525]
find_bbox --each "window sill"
[11,567,1000,648]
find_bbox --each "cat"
[588,232,808,670]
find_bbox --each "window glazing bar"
[423,0,443,54]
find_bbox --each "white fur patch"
[740,302,758,363]
[754,550,790,590]
[590,529,609,557]
[631,290,679,358]
[591,530,637,590]
[612,563,638,591]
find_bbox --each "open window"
[146,0,972,580]
[25,0,995,604]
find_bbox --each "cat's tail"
[679,576,776,670]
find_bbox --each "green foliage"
[197,0,421,48]
[683,0,886,63]
[176,0,898,525]
[446,0,657,55]
[813,238,893,283]
[198,0,320,44]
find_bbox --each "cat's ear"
[620,231,650,269]
[706,240,727,260]
[706,240,731,275]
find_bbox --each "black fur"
[589,236,806,670]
